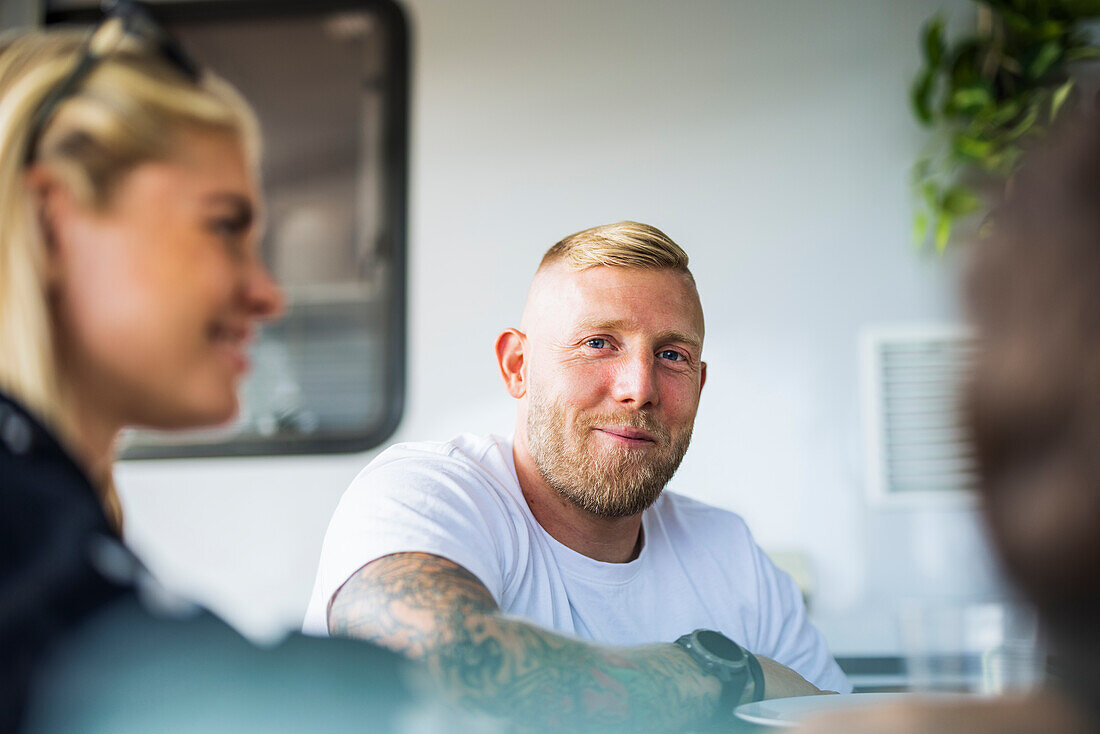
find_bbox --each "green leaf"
[911,157,933,185]
[948,40,984,91]
[985,99,1022,126]
[941,185,982,217]
[1027,41,1061,78]
[1003,100,1040,140]
[1065,46,1100,62]
[922,15,946,68]
[984,144,1023,176]
[913,210,930,246]
[995,6,1032,35]
[1036,20,1067,41]
[911,69,937,124]
[935,214,954,253]
[950,84,993,113]
[1050,78,1074,121]
[953,133,995,161]
[920,180,940,208]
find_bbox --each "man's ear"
[700,361,707,392]
[495,328,527,399]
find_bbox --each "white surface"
[735,693,942,728]
[115,0,1008,651]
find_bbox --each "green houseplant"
[910,0,1100,251]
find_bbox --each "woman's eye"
[210,217,248,240]
[208,218,252,258]
[585,338,610,350]
[658,349,686,362]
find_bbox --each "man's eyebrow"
[574,318,702,351]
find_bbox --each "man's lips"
[594,426,657,444]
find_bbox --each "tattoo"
[328,553,719,732]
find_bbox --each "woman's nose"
[244,258,285,321]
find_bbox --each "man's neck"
[512,433,643,564]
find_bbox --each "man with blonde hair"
[306,222,849,731]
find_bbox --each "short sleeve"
[748,537,852,693]
[302,449,514,636]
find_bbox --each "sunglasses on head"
[26,0,201,163]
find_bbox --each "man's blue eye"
[586,338,609,349]
[659,350,685,362]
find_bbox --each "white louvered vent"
[861,327,978,505]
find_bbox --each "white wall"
[118,0,1006,652]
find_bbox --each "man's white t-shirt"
[304,433,851,693]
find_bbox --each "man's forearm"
[433,612,720,731]
[328,553,720,732]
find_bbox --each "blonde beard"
[525,389,693,518]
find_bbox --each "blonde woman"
[0,3,421,731]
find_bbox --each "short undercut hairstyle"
[539,221,692,279]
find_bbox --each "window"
[860,326,977,506]
[47,0,410,458]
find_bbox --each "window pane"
[48,1,410,458]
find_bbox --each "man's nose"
[610,352,659,408]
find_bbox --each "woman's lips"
[220,341,250,374]
[209,322,252,374]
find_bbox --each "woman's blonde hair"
[0,26,261,528]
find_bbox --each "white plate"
[735,693,919,728]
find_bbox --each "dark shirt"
[0,392,429,733]
[0,391,124,732]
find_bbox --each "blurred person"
[305,221,850,732]
[799,116,1100,734]
[0,3,427,732]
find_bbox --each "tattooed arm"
[328,552,819,732]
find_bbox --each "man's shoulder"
[348,433,519,504]
[365,433,512,476]
[308,434,525,628]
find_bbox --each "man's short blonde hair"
[538,221,692,279]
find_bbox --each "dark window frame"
[46,0,410,459]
